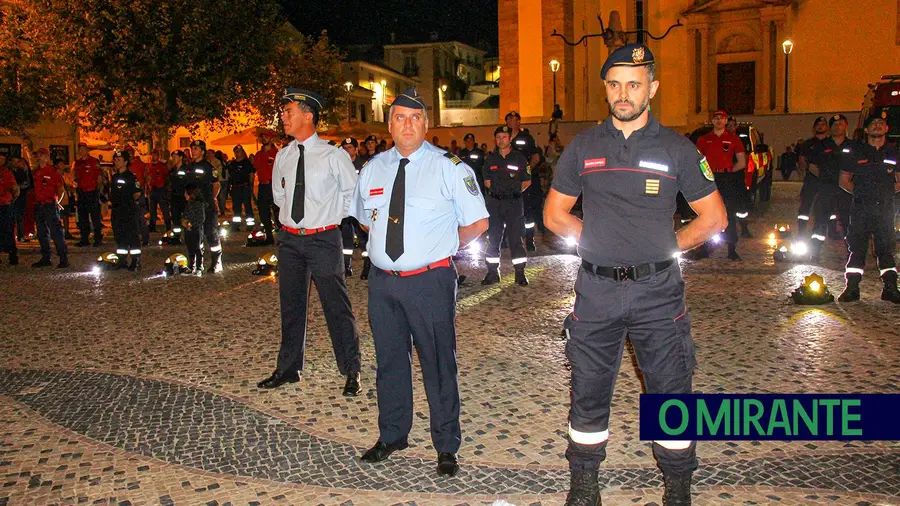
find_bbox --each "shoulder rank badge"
[444,152,462,165]
[464,175,479,196]
[699,157,714,181]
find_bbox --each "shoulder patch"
[464,175,479,196]
[699,157,714,182]
[134,180,141,190]
[212,170,219,179]
[443,152,463,165]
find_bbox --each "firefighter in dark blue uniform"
[457,133,486,193]
[227,145,255,231]
[796,116,829,235]
[810,114,856,259]
[837,115,900,303]
[169,151,187,241]
[351,88,489,477]
[109,150,143,271]
[183,140,223,272]
[544,44,727,506]
[506,111,541,250]
[339,137,369,277]
[482,125,531,286]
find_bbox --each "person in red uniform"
[73,142,104,247]
[31,148,69,268]
[0,153,20,265]
[124,145,150,245]
[147,149,171,232]
[696,109,747,260]
[253,132,279,245]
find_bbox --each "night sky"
[280,0,498,55]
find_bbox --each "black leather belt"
[582,258,674,281]
[490,193,521,200]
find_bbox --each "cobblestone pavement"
[0,182,897,506]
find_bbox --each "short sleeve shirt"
[147,162,168,189]
[819,138,857,185]
[128,159,147,185]
[227,159,254,185]
[551,114,718,266]
[253,147,278,184]
[350,143,489,271]
[483,149,530,196]
[696,130,745,172]
[74,156,101,192]
[110,170,140,214]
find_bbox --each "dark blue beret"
[828,114,847,126]
[494,125,513,136]
[393,88,426,109]
[813,116,828,126]
[281,88,326,112]
[600,43,655,80]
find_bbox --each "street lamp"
[343,81,353,121]
[782,40,793,113]
[549,59,560,115]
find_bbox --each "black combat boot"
[514,264,529,286]
[662,472,692,506]
[8,249,18,266]
[56,254,70,268]
[207,249,222,273]
[564,469,601,506]
[31,256,52,268]
[127,254,141,272]
[838,273,862,302]
[880,270,900,303]
[344,255,353,277]
[740,221,753,238]
[360,258,371,280]
[481,264,500,285]
[93,233,103,247]
[727,244,742,261]
[116,254,128,269]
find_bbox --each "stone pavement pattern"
[0,182,897,505]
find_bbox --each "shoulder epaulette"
[443,152,463,165]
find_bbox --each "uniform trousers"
[276,228,361,375]
[796,174,819,235]
[202,202,221,254]
[565,262,697,477]
[810,184,843,244]
[112,211,140,257]
[257,184,277,240]
[340,217,368,257]
[149,187,171,231]
[171,197,184,231]
[230,184,253,225]
[0,204,16,257]
[76,190,103,241]
[185,224,204,269]
[845,198,896,274]
[137,196,149,244]
[35,203,68,259]
[485,195,527,264]
[713,171,746,245]
[368,264,461,453]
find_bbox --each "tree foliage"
[0,0,344,142]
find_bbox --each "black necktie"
[290,144,305,223]
[386,158,408,261]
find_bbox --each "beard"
[607,95,650,122]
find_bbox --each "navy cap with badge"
[393,87,426,109]
[505,111,521,120]
[813,116,828,127]
[280,88,326,112]
[494,125,513,136]
[863,113,889,128]
[600,43,655,80]
[828,113,847,126]
[342,137,359,148]
[190,139,206,151]
[364,135,377,144]
[464,133,475,141]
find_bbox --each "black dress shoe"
[342,372,361,397]
[437,452,459,477]
[257,369,300,389]
[360,440,408,463]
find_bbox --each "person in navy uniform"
[505,111,542,250]
[169,151,188,241]
[457,133,486,192]
[837,115,900,303]
[809,114,857,259]
[339,137,369,277]
[544,44,727,506]
[481,125,531,286]
[183,139,224,272]
[227,145,255,232]
[351,87,489,477]
[109,150,143,271]
[256,88,363,397]
[795,116,829,235]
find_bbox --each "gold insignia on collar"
[632,47,645,64]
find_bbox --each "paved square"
[1,183,897,505]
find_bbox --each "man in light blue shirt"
[350,87,488,477]
[257,88,363,398]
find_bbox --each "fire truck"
[858,75,900,144]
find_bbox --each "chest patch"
[584,158,606,169]
[369,188,384,196]
[645,178,660,195]
[638,160,669,172]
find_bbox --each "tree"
[1,0,344,147]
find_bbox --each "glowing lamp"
[252,252,278,276]
[791,273,834,305]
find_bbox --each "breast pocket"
[407,196,436,210]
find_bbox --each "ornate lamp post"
[549,59,560,113]
[343,81,353,121]
[782,40,793,113]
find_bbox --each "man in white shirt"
[257,88,363,397]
